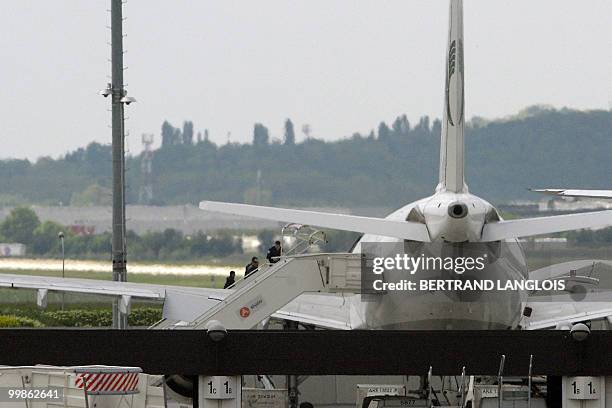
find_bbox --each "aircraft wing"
[525,301,612,330]
[266,293,357,329]
[531,189,612,199]
[0,273,222,300]
[0,274,355,330]
[524,260,612,330]
[199,201,431,242]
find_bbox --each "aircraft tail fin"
[437,0,467,193]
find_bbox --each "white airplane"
[531,189,612,199]
[197,0,612,331]
[2,0,612,401]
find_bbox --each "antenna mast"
[140,134,154,204]
[103,0,136,329]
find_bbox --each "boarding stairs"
[187,252,363,329]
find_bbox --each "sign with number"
[568,377,600,400]
[242,388,288,408]
[356,384,406,408]
[203,376,238,400]
[479,387,498,398]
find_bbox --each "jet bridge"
[187,253,363,329]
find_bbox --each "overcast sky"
[1,1,611,160]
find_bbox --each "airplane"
[197,0,612,331]
[531,189,612,199]
[2,0,612,403]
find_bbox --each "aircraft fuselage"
[352,191,529,329]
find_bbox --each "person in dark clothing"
[266,240,282,264]
[245,257,259,278]
[223,271,236,289]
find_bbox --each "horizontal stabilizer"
[199,201,431,242]
[531,189,612,199]
[481,210,612,241]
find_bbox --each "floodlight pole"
[110,0,128,329]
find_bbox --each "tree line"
[0,207,242,260]
[160,118,297,147]
[0,106,611,208]
[0,207,363,260]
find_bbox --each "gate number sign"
[568,377,600,400]
[203,376,237,400]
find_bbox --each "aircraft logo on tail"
[449,40,456,79]
[446,39,464,127]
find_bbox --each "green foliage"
[257,230,276,253]
[42,309,113,327]
[378,121,391,141]
[183,121,194,145]
[32,220,65,254]
[187,231,239,258]
[162,120,181,146]
[566,227,612,244]
[0,207,40,245]
[255,228,360,254]
[322,230,362,252]
[0,315,43,328]
[128,308,163,326]
[0,209,243,259]
[284,119,295,145]
[59,232,111,258]
[0,108,611,208]
[253,123,269,147]
[70,184,112,206]
[0,193,28,207]
[85,228,241,261]
[4,308,162,328]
